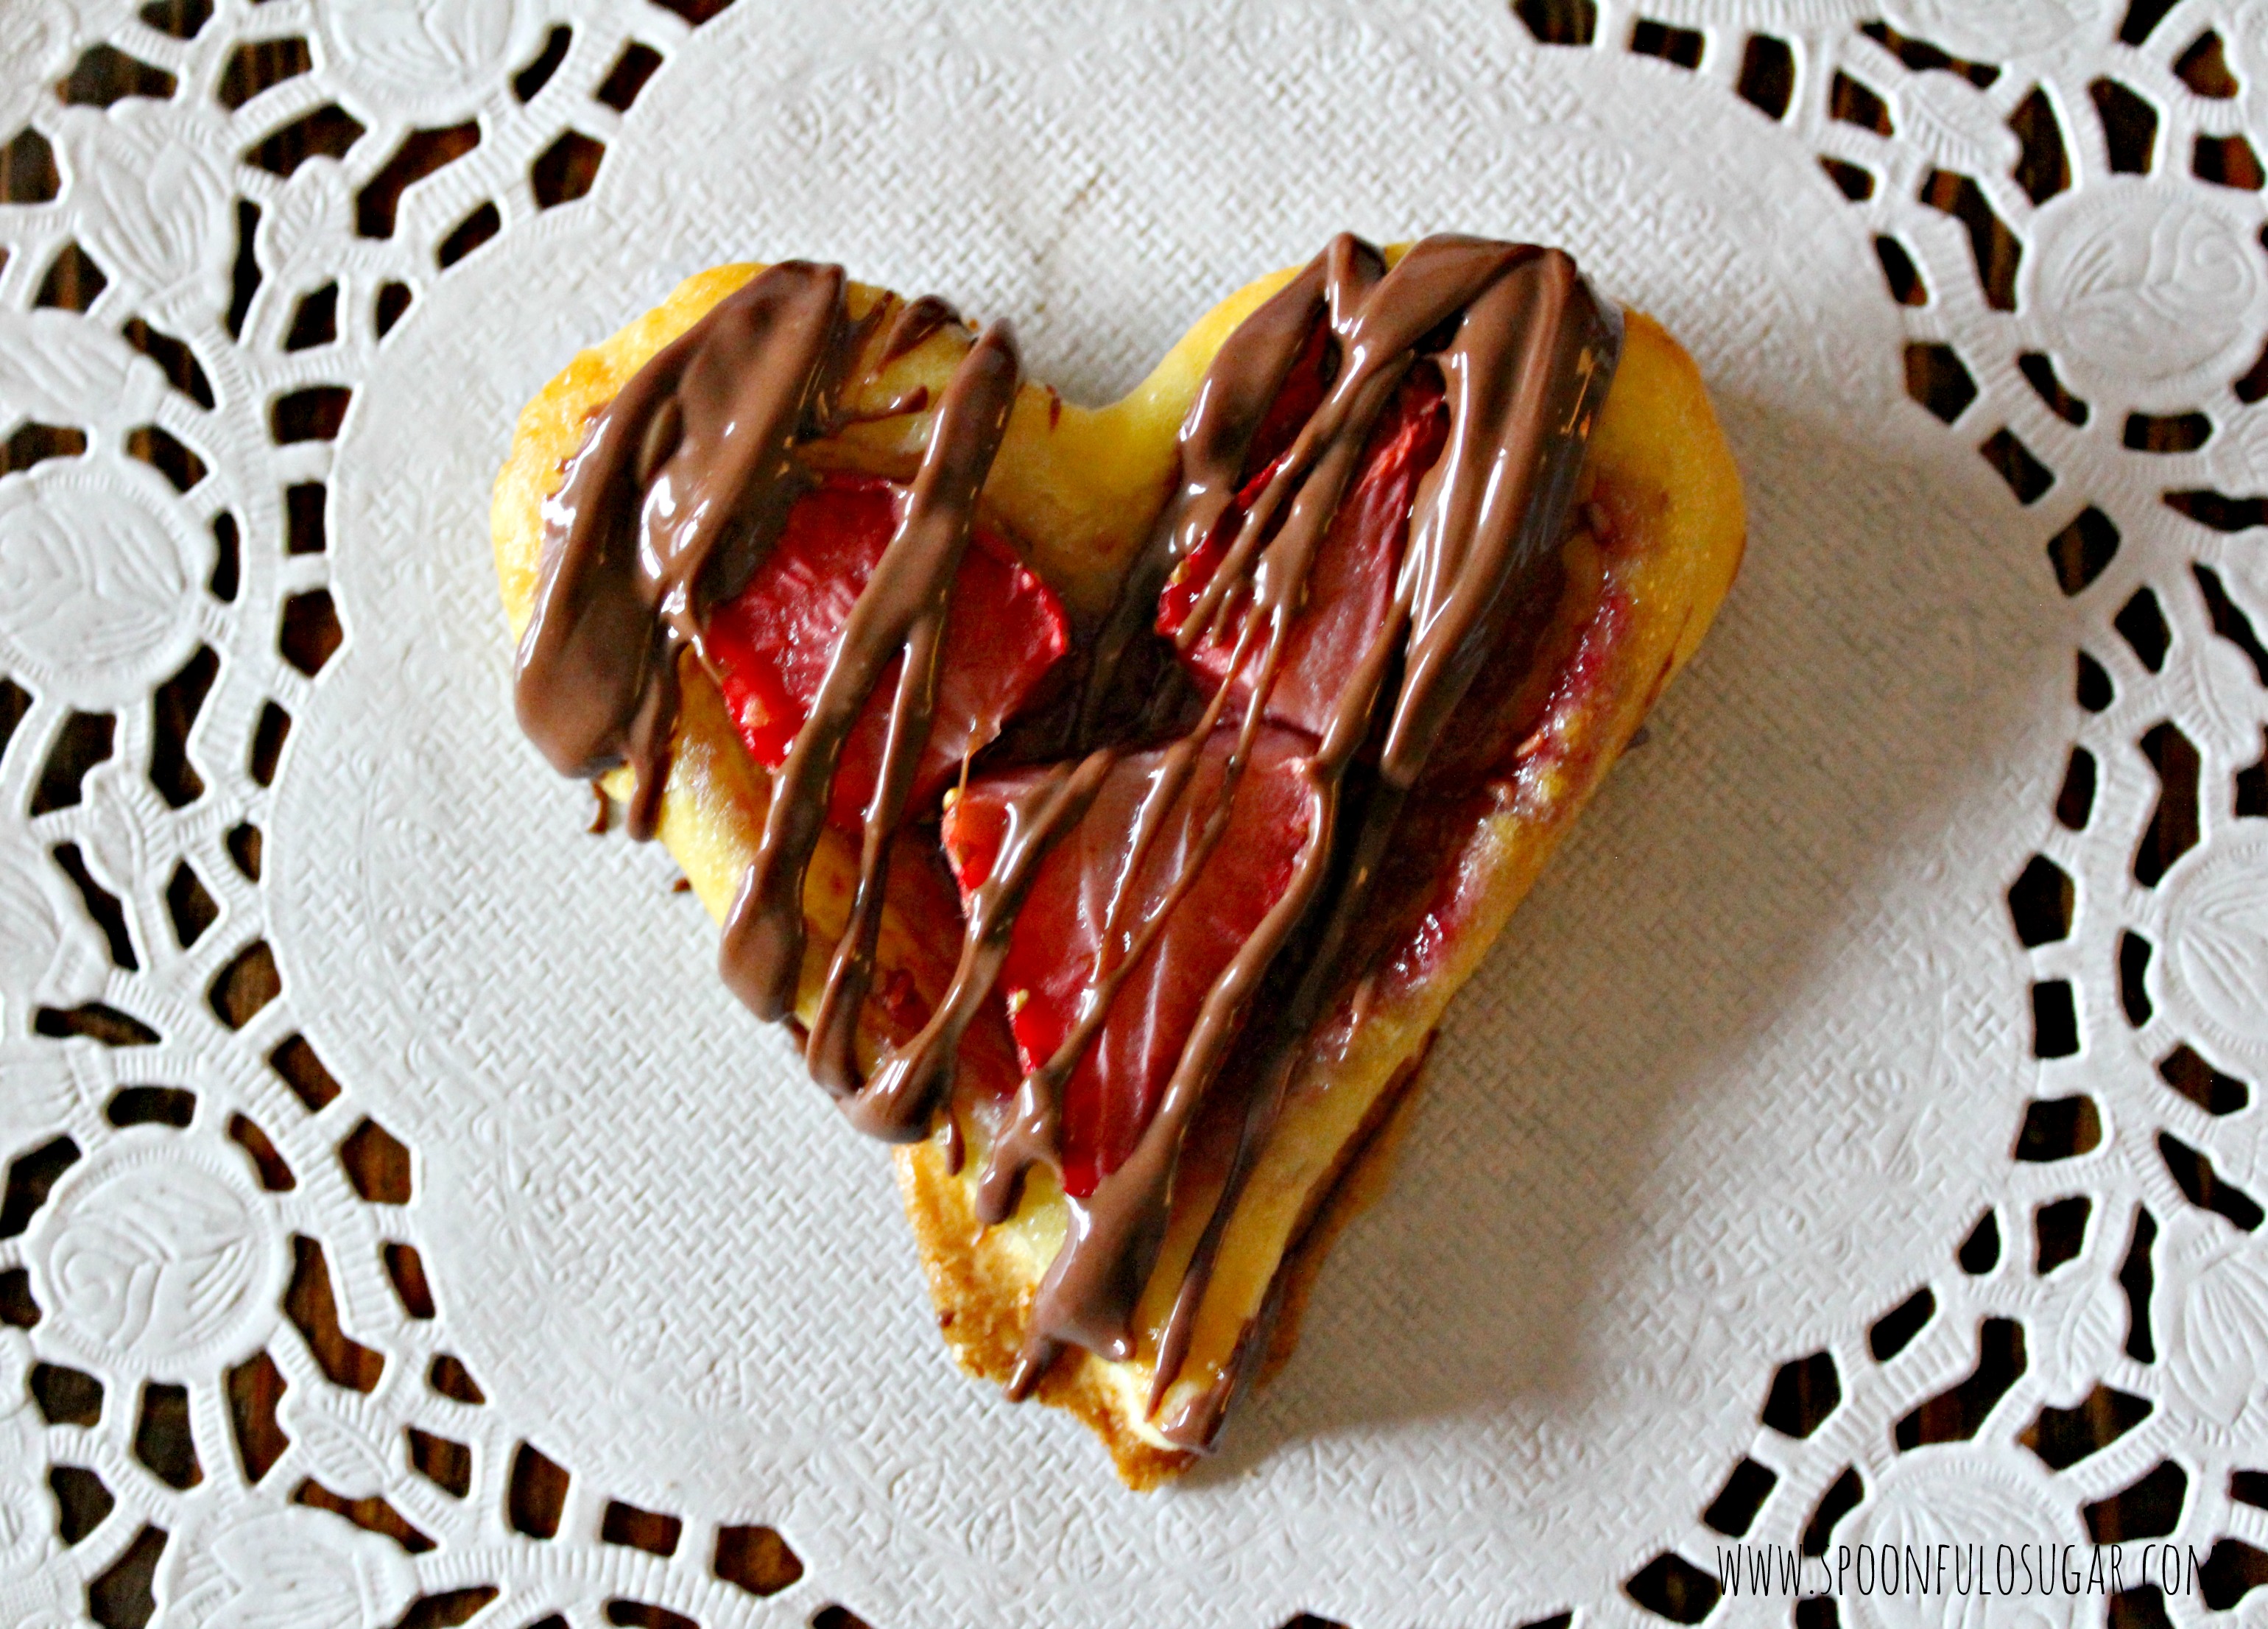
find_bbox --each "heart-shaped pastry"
[492,236,1744,1486]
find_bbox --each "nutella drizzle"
[513,238,1620,1450]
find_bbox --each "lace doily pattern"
[0,1,2259,1626]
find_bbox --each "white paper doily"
[0,1,2263,1625]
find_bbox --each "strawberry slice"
[706,473,1071,831]
[940,726,1321,1197]
[1158,368,1448,740]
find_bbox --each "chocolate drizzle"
[513,239,1619,1449]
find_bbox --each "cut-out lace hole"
[286,481,328,555]
[127,423,208,492]
[375,281,413,337]
[532,131,607,208]
[30,708,113,814]
[603,1499,684,1556]
[716,1525,804,1596]
[2007,854,2074,946]
[284,1235,386,1390]
[1904,342,1974,421]
[2174,31,2239,97]
[2121,1206,2158,1361]
[2055,746,2097,829]
[1518,1614,1573,1629]
[1980,427,2054,503]
[2119,0,2180,43]
[225,1351,287,1482]
[228,1113,294,1190]
[2196,564,2268,682]
[1920,171,2022,309]
[1278,1617,1350,1629]
[514,25,574,101]
[508,1443,572,1538]
[208,938,280,1029]
[2015,1094,2100,1158]
[1761,1350,1840,1437]
[1957,1208,2001,1273]
[2158,1044,2250,1114]
[2236,1471,2268,1509]
[2087,1461,2187,1542]
[2118,591,2172,672]
[31,1360,104,1425]
[2241,733,2268,818]
[1829,71,1892,135]
[2008,87,2071,203]
[132,1382,200,1489]
[270,384,351,443]
[2200,1544,2268,1611]
[283,284,337,351]
[2034,1195,2091,1271]
[406,1427,473,1497]
[2237,336,2268,404]
[268,1032,339,1111]
[249,699,290,785]
[356,124,483,239]
[1894,1318,2026,1448]
[0,421,88,475]
[2124,409,2212,452]
[243,103,367,177]
[1630,20,1703,69]
[280,588,343,675]
[1869,1287,1934,1359]
[54,842,138,969]
[1800,1466,1863,1557]
[2159,1133,2264,1231]
[383,1241,433,1317]
[1,1136,80,1238]
[1873,236,1927,306]
[2046,506,2116,594]
[1624,1552,1722,1623]
[2089,78,2159,171]
[1,1265,40,1326]
[437,201,501,268]
[1702,1457,1778,1537]
[342,1117,413,1203]
[2195,134,2266,191]
[295,1479,435,1552]
[88,1523,166,1629]
[0,128,60,204]
[210,510,240,600]
[395,1588,501,1629]
[2163,488,2268,532]
[1512,0,1596,44]
[57,45,177,107]
[2120,930,2154,1024]
[49,1464,114,1544]
[35,1003,160,1046]
[1819,157,1873,200]
[141,0,213,40]
[106,1086,193,1128]
[226,820,262,880]
[650,0,740,21]
[216,37,311,110]
[35,242,108,311]
[1856,21,1998,86]
[2078,650,2114,711]
[597,43,665,110]
[2029,980,2079,1058]
[428,1353,485,1404]
[605,1603,697,1629]
[0,676,31,766]
[2019,353,2088,426]
[151,643,218,807]
[121,318,215,409]
[2022,1385,2150,1468]
[225,199,260,339]
[2135,719,2200,884]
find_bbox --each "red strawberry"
[1157,368,1447,740]
[940,726,1321,1197]
[706,473,1071,831]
